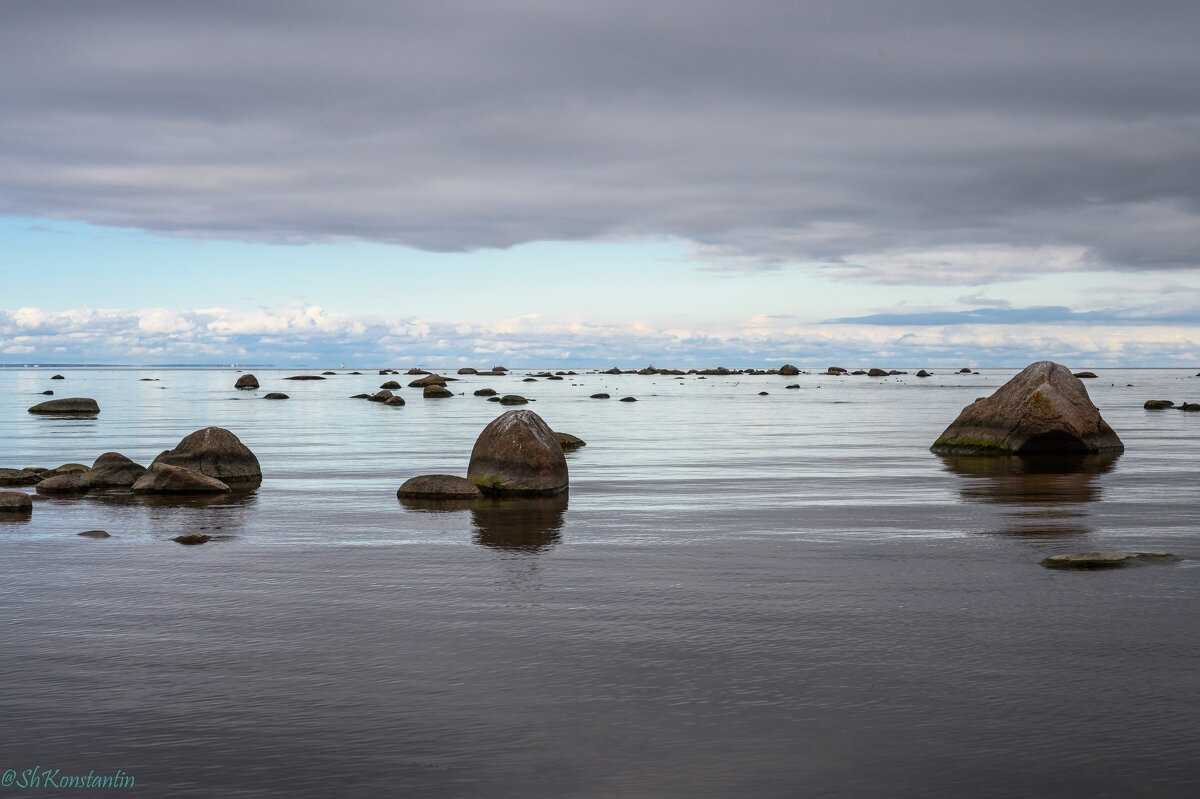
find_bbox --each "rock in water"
[396,474,482,499]
[28,397,100,414]
[84,452,147,489]
[424,385,454,398]
[1144,400,1174,409]
[917,369,931,377]
[133,463,231,494]
[234,374,259,390]
[173,533,212,545]
[263,393,289,400]
[931,361,1124,455]
[151,427,262,486]
[36,474,90,494]
[77,530,111,538]
[1040,552,1179,569]
[778,364,800,375]
[555,432,586,451]
[498,395,528,405]
[0,491,34,512]
[474,388,497,396]
[0,468,40,486]
[868,368,889,377]
[467,410,569,496]
[409,374,448,387]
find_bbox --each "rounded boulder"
[151,427,262,486]
[467,409,569,496]
[397,474,482,499]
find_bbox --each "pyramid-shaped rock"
[467,410,568,496]
[931,361,1124,455]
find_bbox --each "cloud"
[2,2,1200,284]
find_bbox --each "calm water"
[1,366,1197,798]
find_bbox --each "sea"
[1,366,1197,798]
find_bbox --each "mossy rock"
[1144,400,1174,409]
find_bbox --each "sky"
[3,0,1199,367]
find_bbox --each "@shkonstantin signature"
[2,767,135,790]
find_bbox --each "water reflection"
[472,493,568,552]
[939,453,1119,538]
[397,497,479,514]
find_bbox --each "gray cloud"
[3,1,1200,281]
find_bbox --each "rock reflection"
[939,453,1120,538]
[472,493,568,552]
[397,497,480,514]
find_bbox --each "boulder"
[457,367,478,375]
[0,491,33,512]
[785,384,799,389]
[1180,403,1200,412]
[322,371,337,375]
[424,385,454,398]
[958,368,972,373]
[487,396,501,402]
[930,361,1124,455]
[868,368,889,377]
[51,374,65,379]
[555,432,586,451]
[826,366,847,374]
[350,393,371,399]
[522,377,538,382]
[263,393,289,399]
[498,395,528,405]
[406,368,430,375]
[474,388,497,396]
[1073,371,1098,378]
[84,452,147,489]
[234,374,259,390]
[1039,552,1179,569]
[758,391,769,395]
[619,396,638,402]
[133,463,231,494]
[590,393,610,399]
[151,427,262,485]
[384,396,406,406]
[916,370,931,377]
[380,381,401,389]
[0,468,40,486]
[493,366,508,372]
[173,533,212,545]
[368,390,394,402]
[409,374,448,387]
[41,390,53,395]
[36,474,90,494]
[50,463,90,475]
[467,409,569,496]
[397,474,482,499]
[779,364,800,376]
[28,397,99,414]
[1144,400,1174,409]
[888,370,908,375]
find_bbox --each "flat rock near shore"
[28,397,99,414]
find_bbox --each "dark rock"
[785,384,800,389]
[380,381,401,389]
[151,427,262,485]
[28,397,99,414]
[467,409,569,496]
[22,467,48,474]
[850,370,867,375]
[487,396,501,402]
[1073,371,1098,378]
[1039,552,1179,569]
[779,364,800,375]
[51,374,65,379]
[474,388,497,396]
[0,468,40,486]
[350,393,371,399]
[36,474,90,494]
[84,452,147,489]
[457,367,478,375]
[409,374,448,387]
[397,474,482,499]
[1144,400,1174,409]
[322,371,337,375]
[888,370,908,375]
[498,395,528,405]
[424,385,454,398]
[868,368,889,377]
[555,432,586,450]
[603,367,622,375]
[263,393,289,400]
[173,533,212,545]
[284,375,325,380]
[590,393,610,399]
[350,371,363,375]
[0,492,34,512]
[758,391,769,395]
[49,463,90,475]
[493,366,508,371]
[827,366,847,374]
[384,396,406,406]
[406,368,430,375]
[368,389,394,402]
[547,375,564,380]
[1180,403,1200,412]
[619,396,638,402]
[522,377,538,382]
[77,530,111,538]
[931,361,1124,455]
[917,370,931,377]
[133,463,231,494]
[959,368,972,373]
[41,390,53,395]
[234,374,259,390]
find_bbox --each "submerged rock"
[1072,371,1098,378]
[498,395,528,405]
[590,393,610,399]
[474,388,497,396]
[409,374,448,387]
[555,432,586,451]
[234,374,259,390]
[173,533,212,545]
[0,468,40,486]
[1039,552,1179,569]
[397,474,482,499]
[285,375,325,380]
[1144,400,1174,409]
[28,397,99,414]
[467,409,569,496]
[263,393,289,400]
[380,381,401,389]
[84,452,147,489]
[619,396,638,402]
[133,463,231,494]
[931,361,1124,455]
[151,427,262,486]
[77,530,111,538]
[0,491,34,512]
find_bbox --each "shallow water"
[1,366,1198,797]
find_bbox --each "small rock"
[1144,400,1174,409]
[619,396,638,402]
[786,384,799,389]
[51,374,65,379]
[322,371,337,375]
[522,377,538,382]
[28,397,100,414]
[498,395,528,405]
[0,468,40,486]
[958,368,972,373]
[474,388,497,396]
[173,533,212,545]
[350,393,371,399]
[917,370,931,377]
[133,463,231,494]
[36,474,90,494]
[758,391,769,395]
[590,393,610,399]
[284,375,326,380]
[397,474,482,499]
[1039,552,1179,569]
[368,390,394,402]
[409,374,448,387]
[1073,371,1098,378]
[457,367,478,375]
[868,368,889,377]
[424,385,454,398]
[487,396,501,402]
[384,396,406,406]
[234,374,259,390]
[77,530,111,538]
[380,381,401,389]
[0,492,34,512]
[1180,403,1200,412]
[555,432,586,450]
[40,390,53,395]
[779,364,800,375]
[263,393,289,399]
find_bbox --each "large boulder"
[779,364,800,376]
[396,474,482,499]
[84,452,147,489]
[467,410,569,496]
[28,397,99,414]
[234,374,259,390]
[0,491,33,512]
[151,427,262,486]
[931,361,1124,455]
[133,463,231,494]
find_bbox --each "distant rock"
[173,533,212,545]
[77,530,111,538]
[931,361,1124,455]
[467,409,569,496]
[498,395,528,405]
[396,474,482,499]
[590,393,610,399]
[350,393,371,399]
[1072,371,1098,378]
[850,370,867,375]
[487,396,501,402]
[151,427,262,486]
[493,366,508,372]
[786,384,799,389]
[322,371,337,375]
[51,374,65,379]
[959,368,972,373]
[263,393,289,400]
[555,432,586,450]
[522,377,538,382]
[36,474,90,494]
[234,374,259,390]
[406,368,430,375]
[917,370,931,377]
[1039,552,1179,569]
[619,396,638,402]
[424,385,454,398]
[380,380,401,389]
[457,367,478,375]
[826,366,847,374]
[28,397,99,414]
[888,370,908,375]
[84,452,147,489]
[779,364,800,375]
[409,374,448,387]
[0,491,33,512]
[1180,403,1200,412]
[41,390,53,395]
[49,463,90,475]
[384,395,406,406]
[133,463,231,494]
[758,391,769,395]
[1144,400,1174,409]
[284,375,325,380]
[368,390,394,402]
[474,388,497,396]
[0,468,40,486]
[868,368,889,377]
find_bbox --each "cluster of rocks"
[397,409,584,502]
